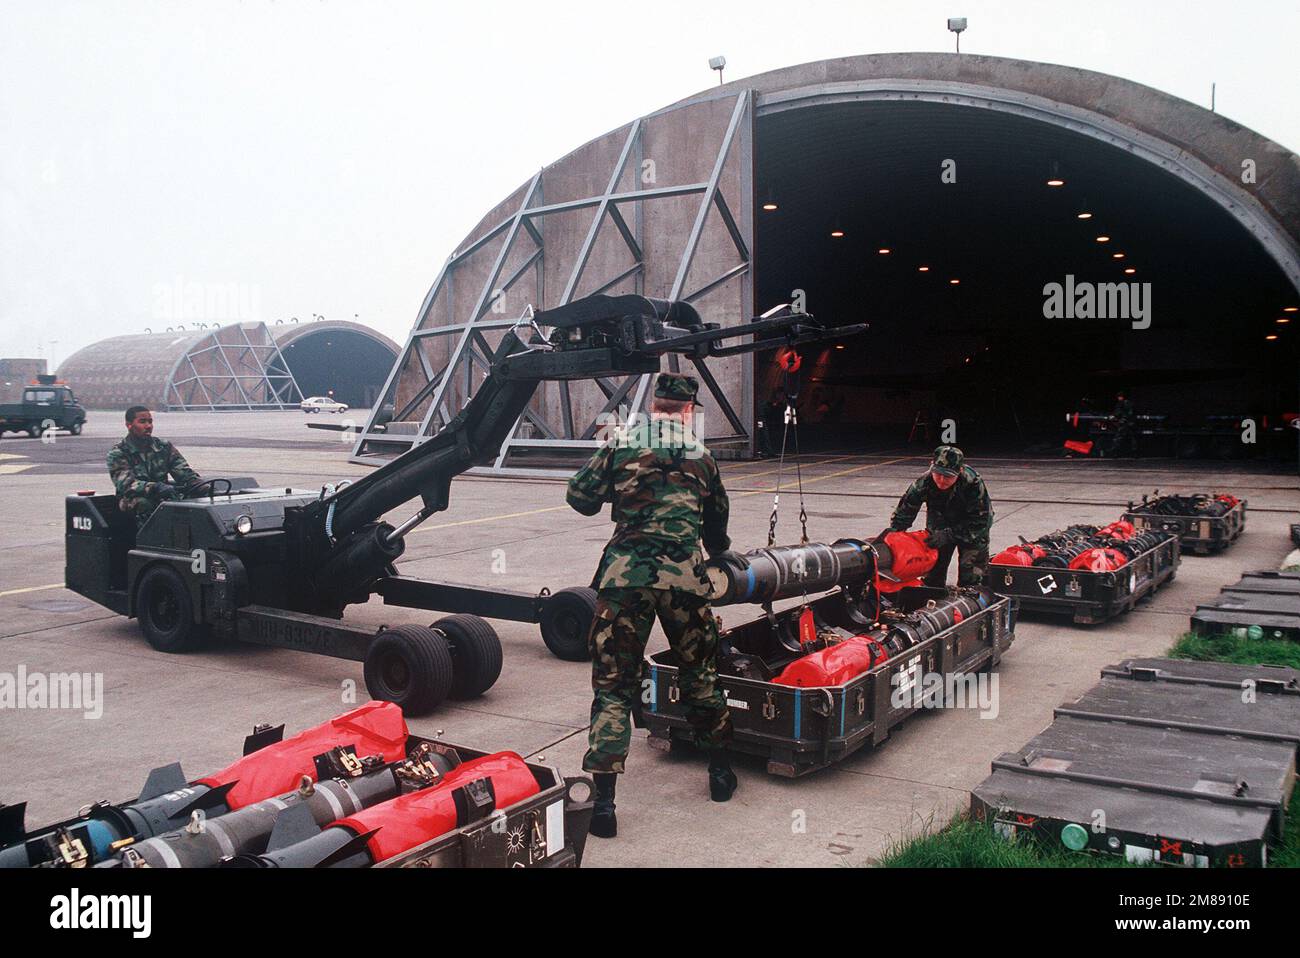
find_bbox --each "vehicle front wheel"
[136,564,207,652]
[70,421,83,435]
[363,624,455,715]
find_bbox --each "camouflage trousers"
[583,587,732,774]
[924,541,989,588]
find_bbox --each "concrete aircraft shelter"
[58,320,398,411]
[354,52,1300,470]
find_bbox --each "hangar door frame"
[352,89,756,474]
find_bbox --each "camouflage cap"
[654,372,702,405]
[931,445,964,477]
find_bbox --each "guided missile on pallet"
[704,532,938,607]
[0,701,407,868]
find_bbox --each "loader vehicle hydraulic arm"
[298,294,864,594]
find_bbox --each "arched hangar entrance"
[271,321,399,409]
[753,80,1299,455]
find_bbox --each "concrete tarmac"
[1,410,1296,867]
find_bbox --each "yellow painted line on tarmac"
[408,503,571,534]
[734,456,915,498]
[0,583,63,598]
[0,464,35,475]
[0,453,28,461]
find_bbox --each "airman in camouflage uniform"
[888,445,993,588]
[1106,392,1137,458]
[566,373,735,838]
[107,406,202,527]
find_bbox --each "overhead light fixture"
[877,248,891,254]
[1124,267,1136,274]
[1277,317,1291,324]
[947,17,967,53]
[918,266,930,272]
[708,55,726,85]
[1095,235,1111,242]
[949,278,960,285]
[762,200,778,212]
[835,344,845,350]
[830,229,845,238]
[1284,306,1298,313]
[1266,334,1278,341]
[1112,252,1125,259]
[1077,211,1093,219]
[1045,160,1064,187]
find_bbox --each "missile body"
[233,752,538,868]
[705,534,937,606]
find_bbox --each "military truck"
[0,375,86,437]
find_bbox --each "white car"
[300,396,349,414]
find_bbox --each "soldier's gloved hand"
[153,482,177,499]
[709,549,746,568]
[927,528,954,549]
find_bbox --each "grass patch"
[878,813,1138,868]
[1168,631,1300,670]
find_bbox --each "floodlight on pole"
[947,17,967,53]
[709,55,726,85]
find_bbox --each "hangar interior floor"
[2,410,1296,867]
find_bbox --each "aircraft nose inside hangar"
[754,98,1299,449]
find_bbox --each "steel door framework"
[352,90,754,472]
[165,323,303,411]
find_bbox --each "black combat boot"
[590,772,617,838]
[708,750,738,802]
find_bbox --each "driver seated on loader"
[106,405,203,527]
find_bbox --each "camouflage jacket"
[889,465,993,546]
[566,417,730,595]
[106,435,200,516]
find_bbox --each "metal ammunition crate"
[376,736,593,868]
[972,658,1300,867]
[990,534,1179,625]
[643,586,1016,777]
[1190,571,1300,643]
[1123,495,1247,555]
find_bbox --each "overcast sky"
[2,0,1297,369]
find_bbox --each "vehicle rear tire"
[26,425,38,438]
[364,624,454,715]
[136,564,207,652]
[434,614,503,699]
[539,587,598,661]
[70,421,82,435]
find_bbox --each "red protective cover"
[1063,439,1093,455]
[1215,494,1240,507]
[1068,547,1128,572]
[991,547,1034,566]
[885,531,938,580]
[1097,520,1135,540]
[335,752,539,863]
[773,635,888,688]
[991,543,1046,566]
[195,701,409,810]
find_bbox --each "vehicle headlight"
[234,514,253,535]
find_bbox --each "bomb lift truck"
[65,294,861,714]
